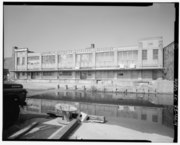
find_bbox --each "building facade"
[13,37,164,84]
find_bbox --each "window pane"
[132,50,138,60]
[153,49,158,60]
[22,57,25,65]
[152,115,158,122]
[42,55,55,64]
[128,51,132,60]
[123,51,127,59]
[118,51,123,61]
[141,114,147,120]
[17,57,20,65]
[142,50,147,60]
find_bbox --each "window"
[22,57,25,65]
[107,72,114,78]
[118,51,123,60]
[152,71,157,80]
[152,115,158,122]
[127,51,132,60]
[80,72,87,80]
[59,54,73,63]
[28,56,39,61]
[141,114,147,120]
[28,56,39,65]
[153,49,158,60]
[42,55,55,64]
[43,72,53,76]
[22,72,25,76]
[148,42,153,46]
[59,72,72,76]
[118,73,123,76]
[132,50,138,60]
[142,50,147,60]
[88,71,92,76]
[123,51,127,59]
[17,57,20,65]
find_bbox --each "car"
[3,83,27,129]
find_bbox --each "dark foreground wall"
[163,42,174,80]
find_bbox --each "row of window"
[118,50,138,60]
[17,57,25,65]
[16,49,159,65]
[142,49,158,60]
[58,54,73,63]
[141,114,158,123]
[17,70,160,80]
[42,55,55,64]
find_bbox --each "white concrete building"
[12,37,164,86]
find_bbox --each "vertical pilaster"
[72,71,76,79]
[137,107,142,121]
[158,40,163,68]
[158,108,163,124]
[39,53,42,70]
[138,42,143,68]
[148,49,153,66]
[25,49,28,71]
[40,72,42,79]
[92,71,96,80]
[138,70,142,80]
[55,53,58,70]
[14,49,17,71]
[92,51,96,68]
[73,52,76,68]
[114,71,117,80]
[25,50,28,80]
[114,48,118,67]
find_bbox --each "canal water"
[28,89,174,106]
[25,90,174,128]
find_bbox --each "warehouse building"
[12,37,164,85]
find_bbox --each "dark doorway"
[152,70,157,80]
[80,72,87,80]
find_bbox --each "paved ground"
[3,111,174,142]
[70,120,174,142]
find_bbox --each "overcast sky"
[4,3,175,57]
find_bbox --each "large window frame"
[153,49,158,60]
[17,57,20,65]
[142,50,147,60]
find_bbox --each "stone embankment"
[16,79,173,94]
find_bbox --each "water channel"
[25,89,174,129]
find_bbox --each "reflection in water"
[31,91,164,107]
[27,90,174,128]
[30,90,173,106]
[25,98,163,125]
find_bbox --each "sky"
[4,3,175,57]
